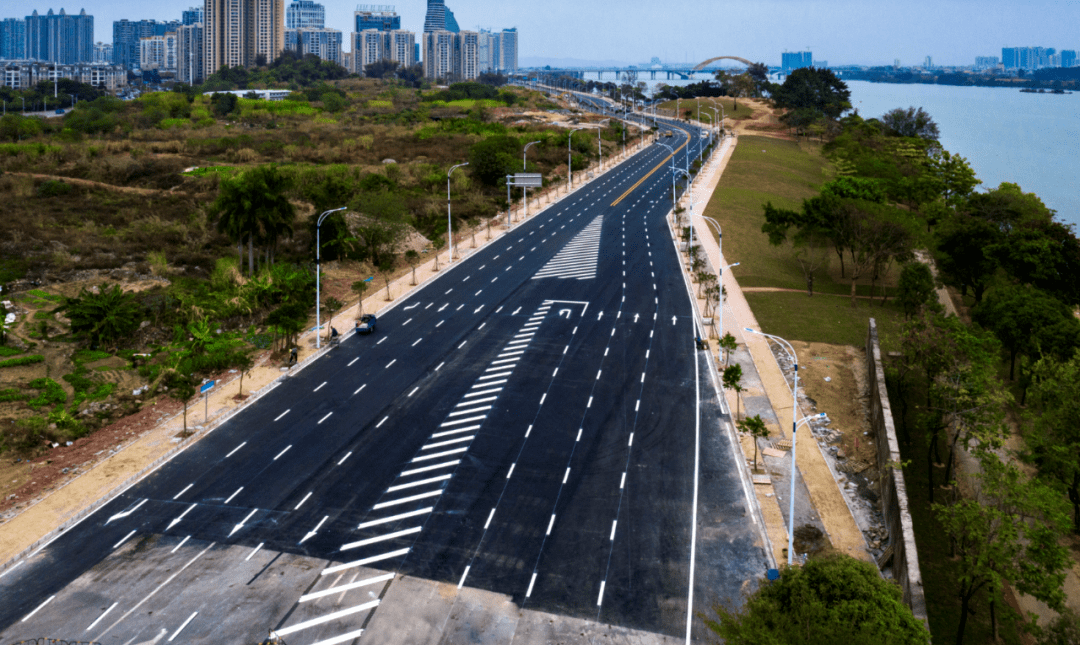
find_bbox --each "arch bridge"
[692,56,755,71]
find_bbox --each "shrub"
[37,179,73,198]
[0,355,45,368]
[0,347,23,357]
[28,377,67,409]
[0,388,27,402]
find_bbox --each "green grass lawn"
[657,97,755,121]
[744,291,904,349]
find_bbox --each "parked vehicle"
[356,314,377,334]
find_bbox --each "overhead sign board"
[511,173,543,187]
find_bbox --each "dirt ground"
[791,341,877,465]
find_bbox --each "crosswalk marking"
[532,215,602,280]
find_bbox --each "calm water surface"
[846,80,1080,228]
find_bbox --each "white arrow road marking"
[634,313,640,323]
[300,515,329,544]
[672,315,678,325]
[229,508,259,537]
[167,503,197,530]
[105,499,146,524]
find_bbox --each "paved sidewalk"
[682,134,871,563]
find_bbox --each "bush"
[37,179,73,198]
[0,388,27,402]
[27,377,66,409]
[0,354,45,368]
[0,346,23,357]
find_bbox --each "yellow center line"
[610,124,691,207]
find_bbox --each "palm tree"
[211,166,296,275]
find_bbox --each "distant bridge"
[523,56,757,81]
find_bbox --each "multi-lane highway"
[0,108,766,645]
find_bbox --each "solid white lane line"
[322,550,409,576]
[440,415,486,427]
[387,474,451,492]
[400,460,460,476]
[463,387,502,398]
[353,384,366,395]
[448,405,492,417]
[610,519,618,540]
[98,543,216,631]
[318,412,333,424]
[484,508,496,530]
[526,573,537,597]
[506,463,516,479]
[357,507,432,530]
[348,357,359,366]
[172,483,193,500]
[245,543,264,561]
[86,602,118,631]
[21,595,55,622]
[373,490,442,509]
[546,514,556,535]
[113,530,136,549]
[275,409,290,421]
[225,441,246,458]
[274,445,292,460]
[274,601,381,636]
[386,359,396,368]
[338,451,352,465]
[314,382,326,392]
[377,416,389,428]
[341,526,421,551]
[412,447,468,462]
[224,487,243,504]
[170,535,191,554]
[300,574,394,602]
[168,611,198,642]
[295,492,313,510]
[431,425,480,439]
[408,387,419,397]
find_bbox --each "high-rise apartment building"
[140,32,177,71]
[423,0,459,33]
[1002,46,1061,70]
[113,19,179,69]
[498,27,516,72]
[974,56,999,70]
[285,27,342,64]
[453,30,478,80]
[176,22,203,83]
[422,29,453,79]
[351,28,414,74]
[25,8,94,64]
[182,6,204,26]
[204,0,285,76]
[92,41,111,63]
[781,50,812,72]
[0,18,27,60]
[1062,50,1077,68]
[286,0,324,29]
[355,5,400,32]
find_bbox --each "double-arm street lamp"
[315,206,347,349]
[523,140,541,219]
[743,327,808,565]
[568,126,587,189]
[700,215,739,341]
[447,162,469,264]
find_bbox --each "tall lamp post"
[523,140,540,219]
[447,162,469,264]
[568,126,587,189]
[701,215,738,341]
[315,206,346,349]
[674,167,694,253]
[743,327,804,565]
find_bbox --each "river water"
[846,80,1079,228]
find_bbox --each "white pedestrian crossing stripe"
[532,215,602,280]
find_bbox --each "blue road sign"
[200,380,215,394]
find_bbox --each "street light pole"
[523,140,540,220]
[568,127,586,190]
[657,141,677,214]
[744,327,802,565]
[315,206,346,350]
[674,168,694,254]
[447,162,469,265]
[702,215,738,343]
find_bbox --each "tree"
[770,67,851,119]
[723,363,745,419]
[1034,608,1080,645]
[761,201,832,296]
[164,370,198,434]
[927,150,980,211]
[881,106,940,141]
[935,455,1070,645]
[1026,351,1080,533]
[234,352,255,399]
[718,332,737,366]
[322,297,343,340]
[405,250,420,285]
[209,92,238,117]
[934,214,1001,303]
[211,166,296,275]
[351,280,369,316]
[736,415,769,472]
[364,59,400,79]
[896,262,938,318]
[469,135,520,187]
[974,284,1080,381]
[60,284,143,349]
[704,552,930,645]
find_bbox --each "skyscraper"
[176,22,204,83]
[355,5,400,32]
[182,6,204,26]
[285,27,341,64]
[499,27,516,72]
[286,0,325,29]
[113,19,179,68]
[423,0,459,33]
[204,0,285,76]
[352,28,413,74]
[1062,50,1077,68]
[26,8,94,64]
[0,18,27,60]
[781,50,812,72]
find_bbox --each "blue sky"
[11,0,1080,67]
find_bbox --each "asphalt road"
[0,107,765,645]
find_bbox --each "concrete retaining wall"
[867,318,929,629]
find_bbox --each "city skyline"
[0,0,1078,66]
